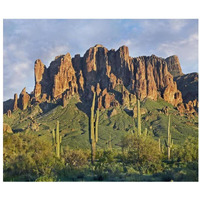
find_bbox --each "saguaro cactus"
[158,138,161,152]
[109,132,112,150]
[89,91,99,164]
[52,120,62,158]
[144,128,147,136]
[165,115,173,160]
[137,99,141,136]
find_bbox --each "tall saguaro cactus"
[52,120,62,158]
[137,99,141,136]
[165,115,173,160]
[89,91,99,164]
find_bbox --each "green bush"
[172,136,198,162]
[3,133,60,181]
[121,134,162,174]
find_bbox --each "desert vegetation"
[3,44,198,182]
[3,98,198,182]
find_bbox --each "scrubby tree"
[121,134,162,173]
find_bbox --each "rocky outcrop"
[52,53,78,98]
[34,59,49,98]
[13,93,18,111]
[174,73,198,103]
[166,55,183,77]
[78,70,84,92]
[163,82,182,106]
[5,44,190,113]
[18,88,30,110]
[3,123,13,133]
[104,93,111,109]
[109,108,117,117]
[7,109,11,118]
[122,87,137,107]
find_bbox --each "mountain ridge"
[3,45,198,115]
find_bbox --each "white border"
[0,0,199,200]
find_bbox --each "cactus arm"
[137,99,141,136]
[95,108,99,143]
[52,129,55,145]
[56,120,60,158]
[90,92,96,144]
[144,128,147,136]
[158,138,161,152]
[166,115,173,160]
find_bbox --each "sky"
[3,19,198,101]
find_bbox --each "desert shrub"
[96,150,115,164]
[63,149,89,169]
[172,136,198,162]
[3,133,60,181]
[121,134,162,174]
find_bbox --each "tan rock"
[109,73,117,89]
[130,94,136,106]
[96,83,101,96]
[104,93,111,109]
[185,101,196,113]
[110,108,117,117]
[78,70,84,92]
[165,55,183,77]
[102,88,108,97]
[34,83,42,98]
[19,87,30,110]
[34,59,46,97]
[52,53,78,98]
[122,90,130,106]
[177,103,185,113]
[7,109,11,118]
[163,82,182,106]
[3,123,13,133]
[13,93,18,111]
[98,96,102,109]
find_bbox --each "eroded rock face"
[78,70,84,92]
[34,59,48,98]
[13,93,18,111]
[104,93,111,109]
[163,82,183,106]
[18,88,30,110]
[174,73,198,103]
[52,53,78,98]
[6,44,187,112]
[165,55,183,77]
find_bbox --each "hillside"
[3,44,198,182]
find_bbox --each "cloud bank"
[3,19,198,101]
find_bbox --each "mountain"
[3,45,198,148]
[4,44,198,112]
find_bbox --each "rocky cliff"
[4,44,198,113]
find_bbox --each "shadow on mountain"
[76,101,90,117]
[124,107,133,117]
[109,89,123,104]
[39,102,58,114]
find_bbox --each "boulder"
[3,123,13,133]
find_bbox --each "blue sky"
[3,19,198,101]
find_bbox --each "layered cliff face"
[7,44,197,114]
